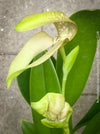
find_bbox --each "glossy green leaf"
[51,56,56,67]
[30,54,62,134]
[17,69,30,104]
[62,46,79,95]
[17,55,56,105]
[60,46,79,96]
[56,9,100,105]
[63,45,79,77]
[96,130,100,134]
[6,31,53,88]
[74,96,100,131]
[82,112,100,134]
[21,120,36,134]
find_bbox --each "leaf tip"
[75,45,79,53]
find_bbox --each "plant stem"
[59,47,66,62]
[62,74,67,96]
[59,47,67,96]
[63,124,70,134]
[64,128,70,134]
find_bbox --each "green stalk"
[62,73,67,96]
[59,47,67,96]
[64,127,70,134]
[60,47,70,134]
[59,47,66,62]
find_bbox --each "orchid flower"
[6,11,77,88]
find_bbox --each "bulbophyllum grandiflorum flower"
[6,11,77,88]
[31,93,73,128]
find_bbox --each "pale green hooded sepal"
[15,11,77,41]
[31,93,72,128]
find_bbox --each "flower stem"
[62,74,67,96]
[59,47,66,62]
[64,128,70,134]
[59,47,67,96]
[63,124,70,134]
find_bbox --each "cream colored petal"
[27,40,63,68]
[6,31,53,88]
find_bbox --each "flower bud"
[31,93,72,128]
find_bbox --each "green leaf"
[63,45,79,77]
[82,112,100,134]
[96,130,100,134]
[6,31,53,88]
[56,9,100,105]
[17,69,30,104]
[16,56,56,105]
[61,46,79,96]
[74,96,100,131]
[30,54,62,134]
[21,120,36,134]
[51,56,56,67]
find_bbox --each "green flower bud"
[31,93,72,128]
